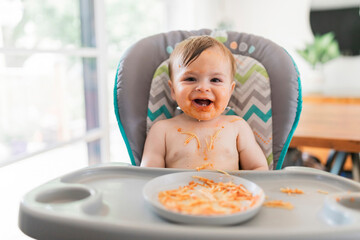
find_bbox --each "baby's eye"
[184,77,196,82]
[210,78,222,83]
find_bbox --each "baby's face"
[169,47,235,121]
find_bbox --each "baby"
[141,36,268,171]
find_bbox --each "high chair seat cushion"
[114,29,301,169]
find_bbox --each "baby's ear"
[230,81,235,93]
[168,80,176,101]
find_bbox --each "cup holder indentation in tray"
[36,187,91,204]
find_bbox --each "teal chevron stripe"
[153,65,169,78]
[243,105,272,122]
[148,105,172,121]
[225,109,238,116]
[235,64,269,84]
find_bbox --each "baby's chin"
[183,109,223,121]
[179,101,227,121]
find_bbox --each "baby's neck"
[180,114,223,127]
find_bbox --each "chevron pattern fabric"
[147,55,273,169]
[229,55,273,169]
[146,59,175,132]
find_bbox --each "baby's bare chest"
[165,126,239,169]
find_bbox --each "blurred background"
[0,0,359,238]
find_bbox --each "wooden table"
[290,102,360,181]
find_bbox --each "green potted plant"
[297,32,341,69]
[297,32,341,93]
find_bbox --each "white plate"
[143,171,265,225]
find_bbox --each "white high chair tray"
[19,163,360,240]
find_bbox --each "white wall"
[167,0,360,97]
[166,0,220,31]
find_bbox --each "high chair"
[114,29,302,170]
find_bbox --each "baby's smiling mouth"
[193,99,213,107]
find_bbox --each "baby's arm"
[140,121,166,168]
[237,120,269,170]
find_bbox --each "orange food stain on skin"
[181,104,220,121]
[184,135,195,145]
[179,127,222,161]
[204,128,222,151]
[211,129,221,150]
[230,117,242,123]
[203,148,208,160]
[196,163,213,171]
[179,130,201,149]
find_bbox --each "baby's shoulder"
[222,115,246,125]
[151,118,171,128]
[150,117,179,130]
[221,115,252,133]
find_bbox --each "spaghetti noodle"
[158,176,259,215]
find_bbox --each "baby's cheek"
[215,92,230,110]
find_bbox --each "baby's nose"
[195,81,210,92]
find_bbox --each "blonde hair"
[169,36,236,80]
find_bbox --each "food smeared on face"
[169,46,235,121]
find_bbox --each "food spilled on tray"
[317,190,329,195]
[263,200,294,210]
[158,176,260,215]
[280,187,304,195]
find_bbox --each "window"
[0,0,167,167]
[104,0,167,163]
